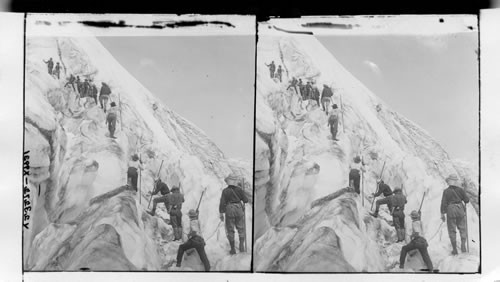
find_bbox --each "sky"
[318,32,479,163]
[98,36,255,161]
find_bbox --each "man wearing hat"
[440,174,469,255]
[168,185,185,241]
[399,210,433,272]
[147,178,170,216]
[370,179,393,218]
[219,174,248,254]
[175,209,210,271]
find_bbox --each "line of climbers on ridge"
[265,61,342,141]
[129,165,249,271]
[353,170,471,272]
[43,56,121,140]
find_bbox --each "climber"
[53,62,61,79]
[276,65,283,82]
[176,209,211,271]
[126,154,142,191]
[348,156,365,194]
[305,81,313,104]
[391,187,407,243]
[440,173,469,255]
[219,174,249,255]
[75,76,82,95]
[106,102,119,139]
[43,57,54,75]
[64,74,76,91]
[99,82,112,112]
[168,185,185,241]
[312,82,320,107]
[286,77,298,94]
[91,82,98,105]
[327,104,339,141]
[298,79,305,99]
[265,61,276,79]
[147,178,170,216]
[321,84,334,114]
[369,180,393,218]
[399,210,434,272]
[82,79,91,98]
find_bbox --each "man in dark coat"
[43,58,54,75]
[298,79,305,99]
[82,79,91,98]
[219,174,249,254]
[168,186,185,241]
[148,178,170,216]
[76,76,82,94]
[321,84,334,113]
[265,61,276,78]
[276,65,283,82]
[305,81,313,101]
[99,82,112,112]
[370,180,393,217]
[54,62,61,79]
[440,174,470,255]
[390,187,407,243]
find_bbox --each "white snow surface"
[254,34,479,272]
[23,36,252,271]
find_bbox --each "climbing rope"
[426,221,445,242]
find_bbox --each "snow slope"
[23,36,252,271]
[254,29,479,272]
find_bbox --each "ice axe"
[464,203,470,252]
[196,187,207,214]
[148,160,164,209]
[418,191,426,213]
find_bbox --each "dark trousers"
[375,197,392,212]
[400,237,433,271]
[127,167,138,190]
[151,195,169,214]
[349,169,361,194]
[177,238,210,271]
[108,119,116,138]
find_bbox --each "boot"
[370,211,379,218]
[147,210,155,216]
[451,241,458,255]
[461,239,467,253]
[229,240,236,255]
[239,238,245,253]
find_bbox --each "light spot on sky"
[363,60,382,77]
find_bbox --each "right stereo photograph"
[254,16,480,273]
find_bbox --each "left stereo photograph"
[22,14,255,272]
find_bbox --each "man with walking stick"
[219,174,248,255]
[440,174,470,255]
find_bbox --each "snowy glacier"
[23,36,252,271]
[254,31,479,273]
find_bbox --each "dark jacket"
[153,181,170,196]
[219,185,248,213]
[440,185,469,214]
[100,83,111,96]
[390,191,407,211]
[168,190,184,211]
[321,86,333,98]
[374,183,393,197]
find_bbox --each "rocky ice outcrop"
[255,31,479,272]
[24,36,252,271]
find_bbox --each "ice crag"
[24,36,252,271]
[254,32,479,272]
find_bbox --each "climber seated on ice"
[147,178,170,216]
[370,180,393,218]
[399,210,434,272]
[348,156,365,194]
[126,154,143,192]
[175,209,211,271]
